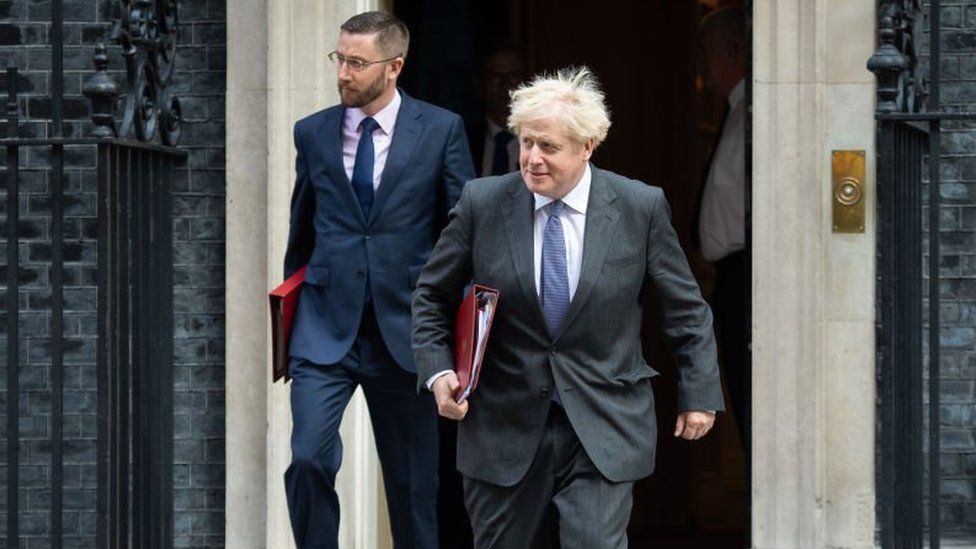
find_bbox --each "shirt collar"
[345,89,401,135]
[728,78,745,109]
[534,163,591,215]
[486,117,508,138]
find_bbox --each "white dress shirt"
[698,78,746,262]
[426,164,592,390]
[480,118,520,177]
[342,90,402,190]
[532,163,590,300]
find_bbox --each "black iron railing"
[875,118,927,548]
[96,139,178,549]
[869,0,976,547]
[1,1,183,547]
[2,102,184,549]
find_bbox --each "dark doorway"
[395,1,750,546]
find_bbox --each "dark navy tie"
[351,117,380,219]
[541,200,570,336]
[491,130,514,176]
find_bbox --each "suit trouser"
[438,418,474,548]
[462,404,634,549]
[713,249,751,460]
[284,306,440,549]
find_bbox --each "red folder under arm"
[269,266,307,383]
[454,285,499,402]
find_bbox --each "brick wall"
[922,0,976,538]
[0,0,968,546]
[0,1,226,547]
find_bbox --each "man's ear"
[726,40,741,65]
[582,138,595,160]
[388,57,404,80]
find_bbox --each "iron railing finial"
[83,43,120,138]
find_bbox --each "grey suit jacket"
[412,166,724,487]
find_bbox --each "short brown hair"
[341,11,410,59]
[699,6,745,51]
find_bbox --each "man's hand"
[432,372,469,420]
[674,411,715,440]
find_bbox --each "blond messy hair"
[507,66,611,147]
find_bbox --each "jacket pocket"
[304,266,331,288]
[614,363,660,384]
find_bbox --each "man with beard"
[283,11,474,549]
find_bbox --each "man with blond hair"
[412,67,724,547]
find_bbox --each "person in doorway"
[696,5,750,455]
[435,42,530,549]
[413,66,724,548]
[466,44,528,177]
[282,11,475,549]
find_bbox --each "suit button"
[541,388,550,397]
[365,235,371,240]
[356,271,365,279]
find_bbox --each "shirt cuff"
[425,370,453,391]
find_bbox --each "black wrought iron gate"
[870,1,976,547]
[2,1,183,547]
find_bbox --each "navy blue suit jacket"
[285,91,475,372]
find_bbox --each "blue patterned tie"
[351,117,380,219]
[541,200,570,337]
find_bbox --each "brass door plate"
[832,150,866,233]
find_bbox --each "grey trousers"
[462,404,634,549]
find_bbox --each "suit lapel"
[554,167,618,341]
[369,91,422,225]
[502,181,548,328]
[318,107,367,225]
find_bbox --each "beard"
[338,70,387,108]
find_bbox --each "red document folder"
[454,285,499,402]
[269,266,308,383]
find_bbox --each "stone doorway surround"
[752,0,876,548]
[226,0,392,547]
[751,0,876,547]
[224,0,878,547]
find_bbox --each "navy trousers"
[285,306,440,549]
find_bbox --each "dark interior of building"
[395,0,749,546]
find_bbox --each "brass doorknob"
[831,150,866,233]
[836,177,863,206]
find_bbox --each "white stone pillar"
[225,0,269,545]
[752,1,876,547]
[227,1,391,547]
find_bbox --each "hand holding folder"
[454,285,499,402]
[269,266,307,383]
